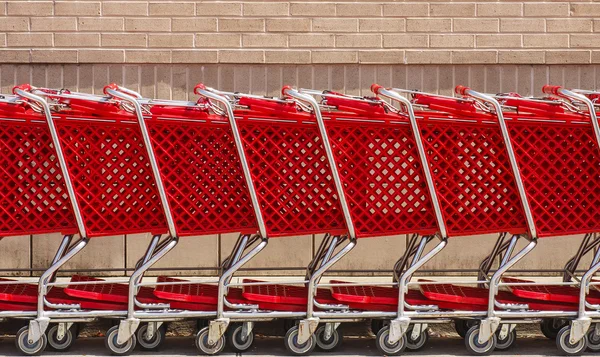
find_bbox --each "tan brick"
[55,33,100,47]
[289,34,334,48]
[313,18,358,33]
[359,50,404,64]
[596,20,600,32]
[243,3,288,16]
[31,49,77,63]
[454,19,499,33]
[31,17,77,31]
[546,50,590,64]
[430,3,475,17]
[149,2,195,16]
[359,19,404,33]
[336,3,381,17]
[265,50,310,64]
[571,34,600,48]
[0,50,30,63]
[196,2,241,16]
[523,34,569,48]
[172,18,217,32]
[219,50,264,63]
[383,34,428,48]
[149,34,194,48]
[172,50,218,63]
[7,33,53,47]
[102,34,147,48]
[336,34,381,48]
[0,18,29,32]
[195,34,240,48]
[78,17,124,31]
[103,2,148,16]
[7,1,53,16]
[290,3,335,16]
[500,19,545,33]
[0,34,5,47]
[125,18,171,32]
[477,3,522,17]
[476,34,521,48]
[0,5,4,16]
[430,34,474,48]
[547,19,592,33]
[406,50,451,64]
[406,19,451,33]
[498,50,545,64]
[79,49,124,63]
[524,3,569,17]
[571,4,600,17]
[593,51,600,64]
[219,18,264,32]
[452,50,496,64]
[55,2,100,16]
[383,3,429,17]
[126,50,171,63]
[312,50,357,64]
[242,34,287,48]
[266,18,311,32]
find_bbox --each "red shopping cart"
[10,85,194,355]
[372,85,600,355]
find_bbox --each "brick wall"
[1,1,599,65]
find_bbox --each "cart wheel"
[495,326,516,351]
[541,318,568,340]
[284,325,316,356]
[556,326,587,356]
[455,319,478,338]
[464,325,496,355]
[406,325,429,351]
[195,326,225,355]
[283,319,296,335]
[136,323,166,351]
[587,327,600,352]
[47,324,77,352]
[375,325,407,356]
[197,319,209,332]
[104,325,137,356]
[370,319,385,335]
[227,323,254,353]
[315,325,343,351]
[15,326,47,356]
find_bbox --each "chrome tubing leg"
[117,235,179,345]
[29,236,89,344]
[207,235,268,346]
[297,237,356,345]
[569,258,600,344]
[479,236,537,344]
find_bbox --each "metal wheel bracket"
[388,317,411,344]
[297,318,319,345]
[323,323,337,340]
[242,322,254,338]
[117,318,140,345]
[498,324,514,340]
[478,317,500,345]
[28,317,50,344]
[595,322,600,336]
[56,323,72,340]
[208,318,229,345]
[145,322,162,340]
[411,323,427,340]
[570,318,592,344]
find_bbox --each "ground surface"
[0,336,565,356]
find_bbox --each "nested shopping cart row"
[0,82,599,357]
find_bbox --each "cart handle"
[103,86,177,239]
[541,84,600,164]
[103,83,143,99]
[282,86,356,240]
[194,83,267,239]
[455,85,537,240]
[371,84,448,239]
[12,84,88,239]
